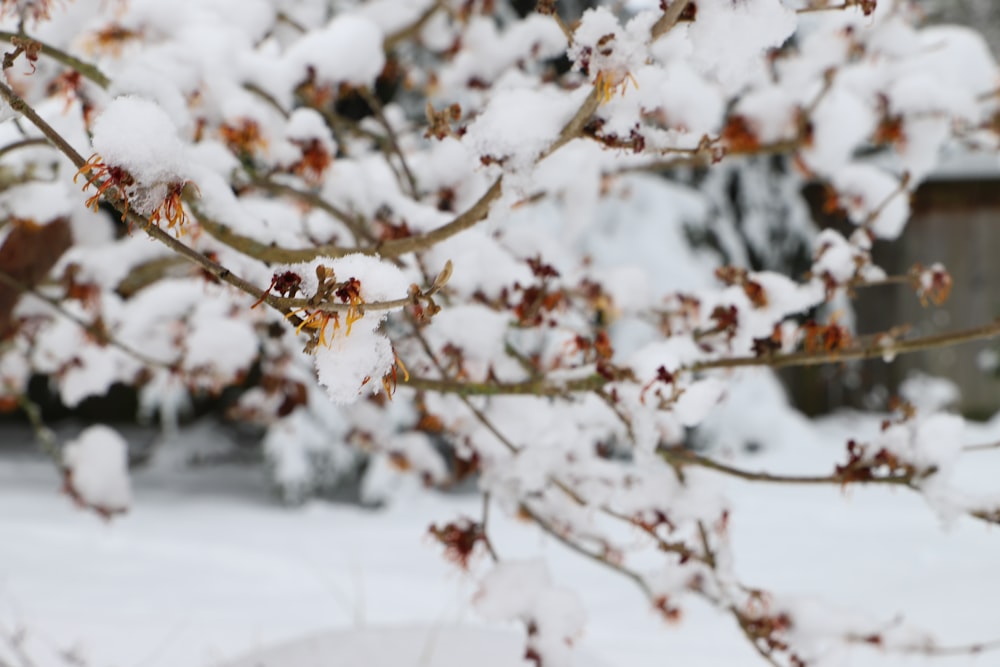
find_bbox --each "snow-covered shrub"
[1,0,1000,663]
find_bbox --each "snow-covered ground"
[3,406,1000,667]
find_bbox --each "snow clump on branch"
[62,424,132,518]
[82,96,191,230]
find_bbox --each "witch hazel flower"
[0,0,57,23]
[271,254,412,404]
[278,254,404,348]
[280,108,336,185]
[569,7,653,104]
[75,97,192,232]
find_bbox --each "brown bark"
[0,216,72,338]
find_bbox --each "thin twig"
[0,137,48,160]
[16,394,60,463]
[651,0,693,40]
[375,178,504,258]
[689,318,1000,372]
[963,440,1000,453]
[669,447,1000,530]
[192,201,354,265]
[659,447,920,487]
[383,1,444,51]
[358,87,419,198]
[796,2,862,14]
[845,633,1000,657]
[374,78,608,259]
[275,11,306,33]
[0,31,109,88]
[520,501,653,597]
[247,176,374,243]
[404,374,606,397]
[0,268,173,369]
[542,88,600,160]
[242,82,289,119]
[480,492,500,562]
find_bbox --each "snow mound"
[215,626,607,667]
[61,424,132,516]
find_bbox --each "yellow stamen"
[395,354,410,382]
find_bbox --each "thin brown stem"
[373,86,602,258]
[275,11,307,33]
[399,315,1000,393]
[520,501,653,597]
[618,134,807,175]
[689,318,1000,372]
[0,79,89,167]
[849,274,912,289]
[193,201,354,265]
[16,394,60,463]
[0,268,173,370]
[659,447,919,487]
[0,31,109,88]
[796,2,862,14]
[358,87,419,198]
[542,88,600,160]
[404,374,606,397]
[668,447,1000,531]
[247,176,374,243]
[651,0,693,40]
[845,633,1000,657]
[375,178,504,257]
[404,312,520,454]
[115,256,188,297]
[731,609,783,667]
[963,440,1000,453]
[0,137,48,160]
[242,82,289,119]
[480,492,500,562]
[383,1,443,51]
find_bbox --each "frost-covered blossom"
[475,560,586,667]
[62,425,132,517]
[266,254,410,403]
[437,14,567,92]
[277,108,336,184]
[570,7,654,103]
[82,97,191,230]
[463,85,584,174]
[830,163,910,239]
[687,0,796,93]
[284,14,385,90]
[314,326,396,404]
[0,0,55,23]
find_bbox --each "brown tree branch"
[519,501,654,597]
[658,446,921,487]
[0,137,48,160]
[405,373,607,397]
[690,318,1000,372]
[193,202,354,265]
[383,1,444,51]
[246,176,374,243]
[374,178,504,258]
[651,0,693,40]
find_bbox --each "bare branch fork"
[0,80,451,320]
